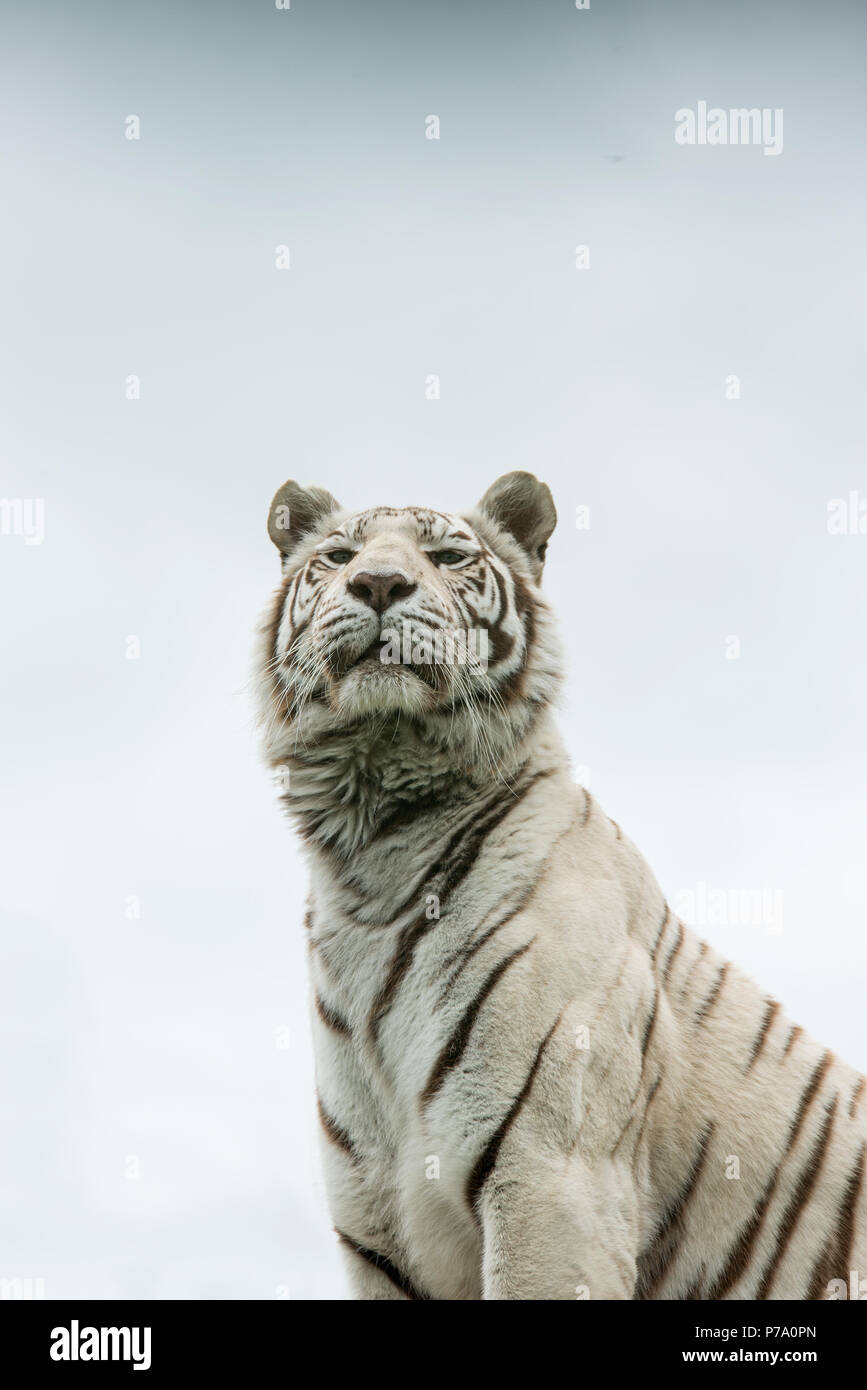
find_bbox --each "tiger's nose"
[348,570,417,614]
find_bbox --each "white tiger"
[256,471,867,1301]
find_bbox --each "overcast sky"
[2,0,866,1298]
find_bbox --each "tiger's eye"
[327,550,354,564]
[432,550,465,566]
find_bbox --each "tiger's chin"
[328,660,443,720]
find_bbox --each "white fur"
[256,492,867,1300]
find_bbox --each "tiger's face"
[260,472,561,756]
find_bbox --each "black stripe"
[494,570,537,701]
[611,1077,645,1153]
[849,1077,865,1120]
[440,809,577,992]
[705,1050,833,1298]
[370,791,456,844]
[339,795,484,908]
[637,1122,715,1298]
[442,902,532,991]
[694,962,729,1026]
[317,1097,358,1161]
[612,1069,663,1160]
[704,1172,780,1300]
[421,941,534,1109]
[755,1095,838,1299]
[640,986,660,1062]
[368,801,515,1039]
[788,1051,834,1149]
[747,998,780,1071]
[806,1143,866,1299]
[465,1013,562,1213]
[336,1230,430,1300]
[369,769,556,1043]
[631,1072,664,1165]
[315,993,352,1037]
[650,906,670,965]
[679,939,708,999]
[483,565,518,668]
[661,923,685,985]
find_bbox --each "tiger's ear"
[267,480,341,557]
[477,471,557,580]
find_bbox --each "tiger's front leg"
[477,1158,641,1300]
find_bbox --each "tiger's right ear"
[476,471,556,581]
[267,480,341,557]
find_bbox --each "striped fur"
[256,473,867,1300]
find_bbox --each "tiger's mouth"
[323,625,449,700]
[325,632,393,677]
[354,635,392,666]
[350,638,442,690]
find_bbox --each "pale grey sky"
[1,0,866,1298]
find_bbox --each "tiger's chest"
[313,1002,487,1299]
[304,770,589,1297]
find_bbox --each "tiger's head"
[258,472,563,787]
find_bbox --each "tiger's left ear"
[267,480,341,558]
[477,471,557,581]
